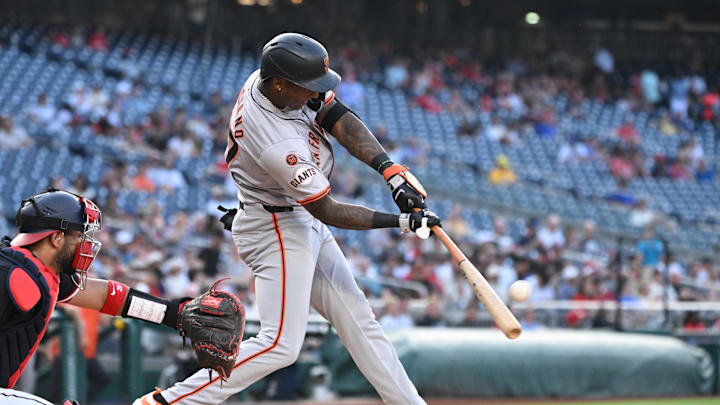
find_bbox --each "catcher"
[0,189,245,405]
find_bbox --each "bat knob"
[415,220,431,239]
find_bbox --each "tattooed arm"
[303,194,439,233]
[316,99,386,168]
[316,98,428,213]
[303,193,398,230]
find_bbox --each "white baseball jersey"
[152,70,425,404]
[225,70,335,207]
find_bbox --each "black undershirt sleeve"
[371,211,400,229]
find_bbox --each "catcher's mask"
[11,188,102,290]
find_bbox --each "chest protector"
[0,247,54,388]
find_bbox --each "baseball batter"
[139,33,438,405]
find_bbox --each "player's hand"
[382,163,427,212]
[399,209,440,239]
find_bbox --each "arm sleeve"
[57,273,81,303]
[257,140,331,204]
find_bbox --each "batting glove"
[383,163,427,213]
[399,209,440,238]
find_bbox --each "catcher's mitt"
[178,278,245,379]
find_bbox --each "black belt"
[238,201,293,213]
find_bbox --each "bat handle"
[412,208,466,264]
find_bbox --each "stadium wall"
[324,329,716,399]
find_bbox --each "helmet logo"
[323,56,329,73]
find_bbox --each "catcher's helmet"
[12,188,102,289]
[260,33,341,93]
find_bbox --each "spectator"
[68,83,92,116]
[51,29,70,48]
[475,216,514,253]
[443,206,471,241]
[696,159,714,183]
[615,120,640,145]
[379,295,414,332]
[651,155,669,178]
[168,128,198,158]
[576,220,604,258]
[537,214,565,251]
[520,310,544,331]
[485,116,507,142]
[132,162,157,192]
[629,200,656,228]
[48,103,76,133]
[658,113,678,136]
[403,258,443,295]
[68,174,96,201]
[148,158,187,190]
[198,232,223,278]
[609,147,637,180]
[88,84,111,115]
[667,157,690,180]
[186,112,212,139]
[416,296,446,327]
[0,115,33,149]
[606,179,636,206]
[26,93,56,124]
[101,161,133,189]
[88,27,109,51]
[683,311,706,332]
[163,256,190,298]
[640,69,661,106]
[414,90,443,113]
[118,49,141,79]
[557,135,591,163]
[446,90,472,116]
[701,85,719,121]
[456,304,482,327]
[488,154,517,185]
[533,108,556,137]
[636,228,664,270]
[384,58,409,90]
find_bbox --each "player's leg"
[154,212,320,405]
[309,223,426,405]
[0,388,53,405]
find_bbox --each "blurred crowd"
[329,38,719,187]
[0,25,719,336]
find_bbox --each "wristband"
[371,211,400,229]
[370,153,392,174]
[100,280,129,316]
[120,288,190,330]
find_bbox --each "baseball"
[509,280,531,302]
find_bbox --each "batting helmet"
[12,188,102,289]
[260,33,341,93]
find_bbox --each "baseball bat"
[417,211,521,339]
